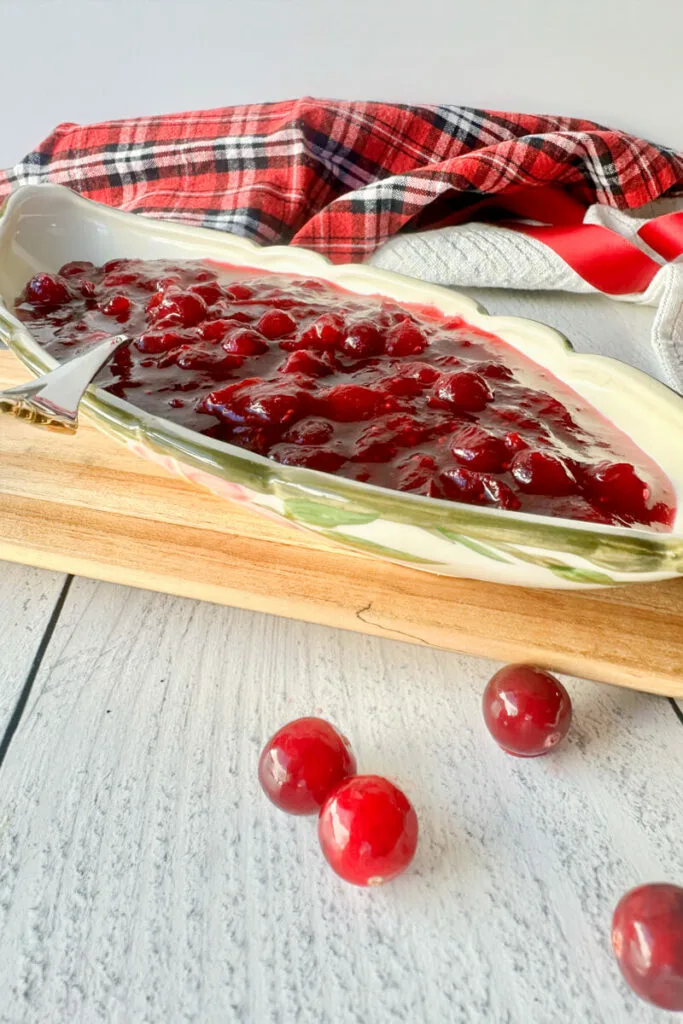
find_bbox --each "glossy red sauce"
[14,259,676,530]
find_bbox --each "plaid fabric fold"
[1,97,682,263]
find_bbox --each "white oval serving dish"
[1,183,682,589]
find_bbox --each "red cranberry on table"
[482,664,572,757]
[258,717,357,815]
[318,775,418,886]
[612,883,683,1011]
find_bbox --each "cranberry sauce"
[14,259,676,530]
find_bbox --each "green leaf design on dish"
[433,526,614,581]
[284,498,378,529]
[487,540,617,584]
[319,530,441,564]
[543,565,616,585]
[137,424,273,494]
[272,474,676,574]
[432,527,512,564]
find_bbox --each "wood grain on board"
[1,351,682,695]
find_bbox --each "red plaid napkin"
[1,98,681,264]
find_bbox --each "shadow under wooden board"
[1,351,682,696]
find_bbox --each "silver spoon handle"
[0,334,130,433]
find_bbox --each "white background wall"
[1,0,681,167]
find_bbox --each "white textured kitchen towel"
[368,197,683,394]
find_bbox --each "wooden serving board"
[1,350,682,696]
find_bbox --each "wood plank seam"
[0,575,73,768]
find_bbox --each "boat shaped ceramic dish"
[1,184,682,589]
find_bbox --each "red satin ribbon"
[424,186,676,295]
[638,210,683,261]
[490,186,663,295]
[504,221,661,295]
[494,187,587,226]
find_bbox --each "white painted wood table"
[0,292,682,1024]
